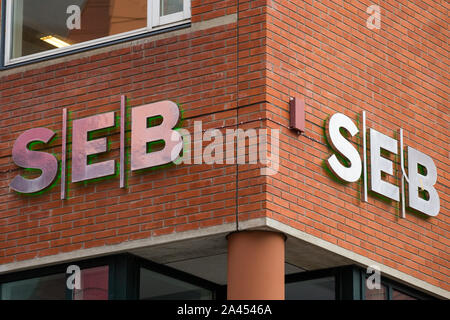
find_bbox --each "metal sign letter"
[369,128,399,201]
[407,146,440,216]
[131,101,182,171]
[71,112,116,182]
[326,113,361,183]
[10,128,58,193]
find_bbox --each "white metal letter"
[369,128,399,201]
[326,113,361,182]
[71,112,116,183]
[131,101,182,171]
[407,146,440,216]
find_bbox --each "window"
[1,273,67,300]
[72,266,109,300]
[286,276,335,300]
[3,0,190,65]
[364,283,388,300]
[362,271,432,300]
[392,289,417,300]
[0,265,109,300]
[285,265,435,300]
[0,254,218,300]
[139,267,213,300]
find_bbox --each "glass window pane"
[365,283,387,300]
[72,266,109,300]
[139,268,212,300]
[392,289,417,300]
[160,0,183,16]
[10,0,147,59]
[286,277,335,300]
[1,273,66,300]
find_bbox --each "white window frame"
[4,0,191,66]
[153,0,190,26]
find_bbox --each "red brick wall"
[235,0,268,223]
[0,3,242,262]
[264,0,448,291]
[192,0,237,22]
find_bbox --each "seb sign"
[10,99,182,197]
[9,99,440,218]
[325,112,440,217]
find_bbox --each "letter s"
[10,128,58,193]
[326,113,361,183]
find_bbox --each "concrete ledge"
[0,221,237,275]
[0,217,273,275]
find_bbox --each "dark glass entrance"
[0,254,435,300]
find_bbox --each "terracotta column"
[227,231,285,300]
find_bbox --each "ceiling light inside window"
[40,36,71,48]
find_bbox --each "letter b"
[407,147,440,216]
[131,101,182,171]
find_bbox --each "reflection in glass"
[392,289,416,300]
[160,0,183,16]
[72,266,109,300]
[139,268,212,300]
[286,277,335,300]
[1,273,66,300]
[365,283,387,300]
[10,0,147,59]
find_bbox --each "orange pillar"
[227,231,285,300]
